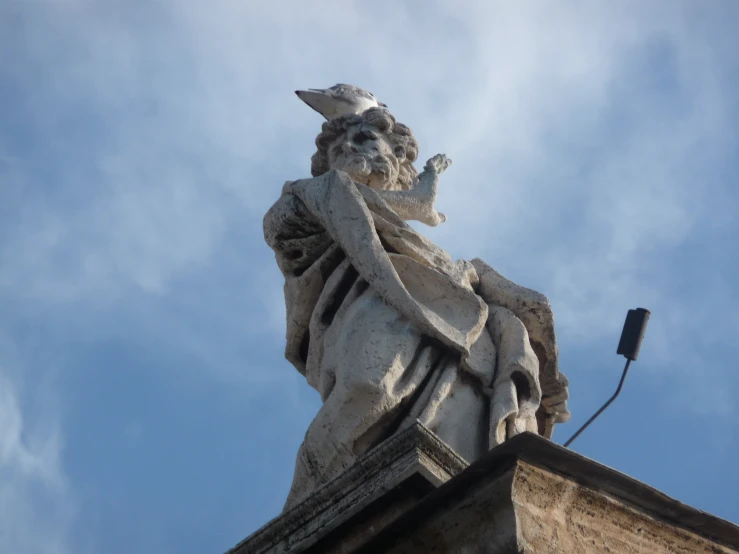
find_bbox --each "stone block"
[229,423,467,554]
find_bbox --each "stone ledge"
[228,422,467,554]
[229,431,739,554]
[358,432,739,554]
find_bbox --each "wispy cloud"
[0,339,75,554]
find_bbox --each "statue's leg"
[284,352,489,510]
[283,290,436,510]
[398,358,488,463]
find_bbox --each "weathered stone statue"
[264,106,570,510]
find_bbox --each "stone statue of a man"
[264,107,570,510]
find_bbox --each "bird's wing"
[328,84,376,101]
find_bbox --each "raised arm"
[375,154,451,227]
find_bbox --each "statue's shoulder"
[263,186,322,247]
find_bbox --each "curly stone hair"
[311,107,419,190]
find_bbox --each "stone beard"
[264,107,570,510]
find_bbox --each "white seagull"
[295,83,387,120]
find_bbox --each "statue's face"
[328,125,403,190]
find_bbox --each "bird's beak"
[379,102,388,108]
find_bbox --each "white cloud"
[0,341,75,554]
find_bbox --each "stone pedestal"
[230,425,739,554]
[230,423,468,554]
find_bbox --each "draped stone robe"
[264,169,569,510]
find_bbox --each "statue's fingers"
[427,153,443,165]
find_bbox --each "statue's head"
[311,107,419,191]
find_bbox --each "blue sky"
[1,1,738,553]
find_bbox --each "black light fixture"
[563,308,651,448]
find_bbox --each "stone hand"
[412,154,451,226]
[423,153,452,175]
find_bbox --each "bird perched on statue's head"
[295,84,387,120]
